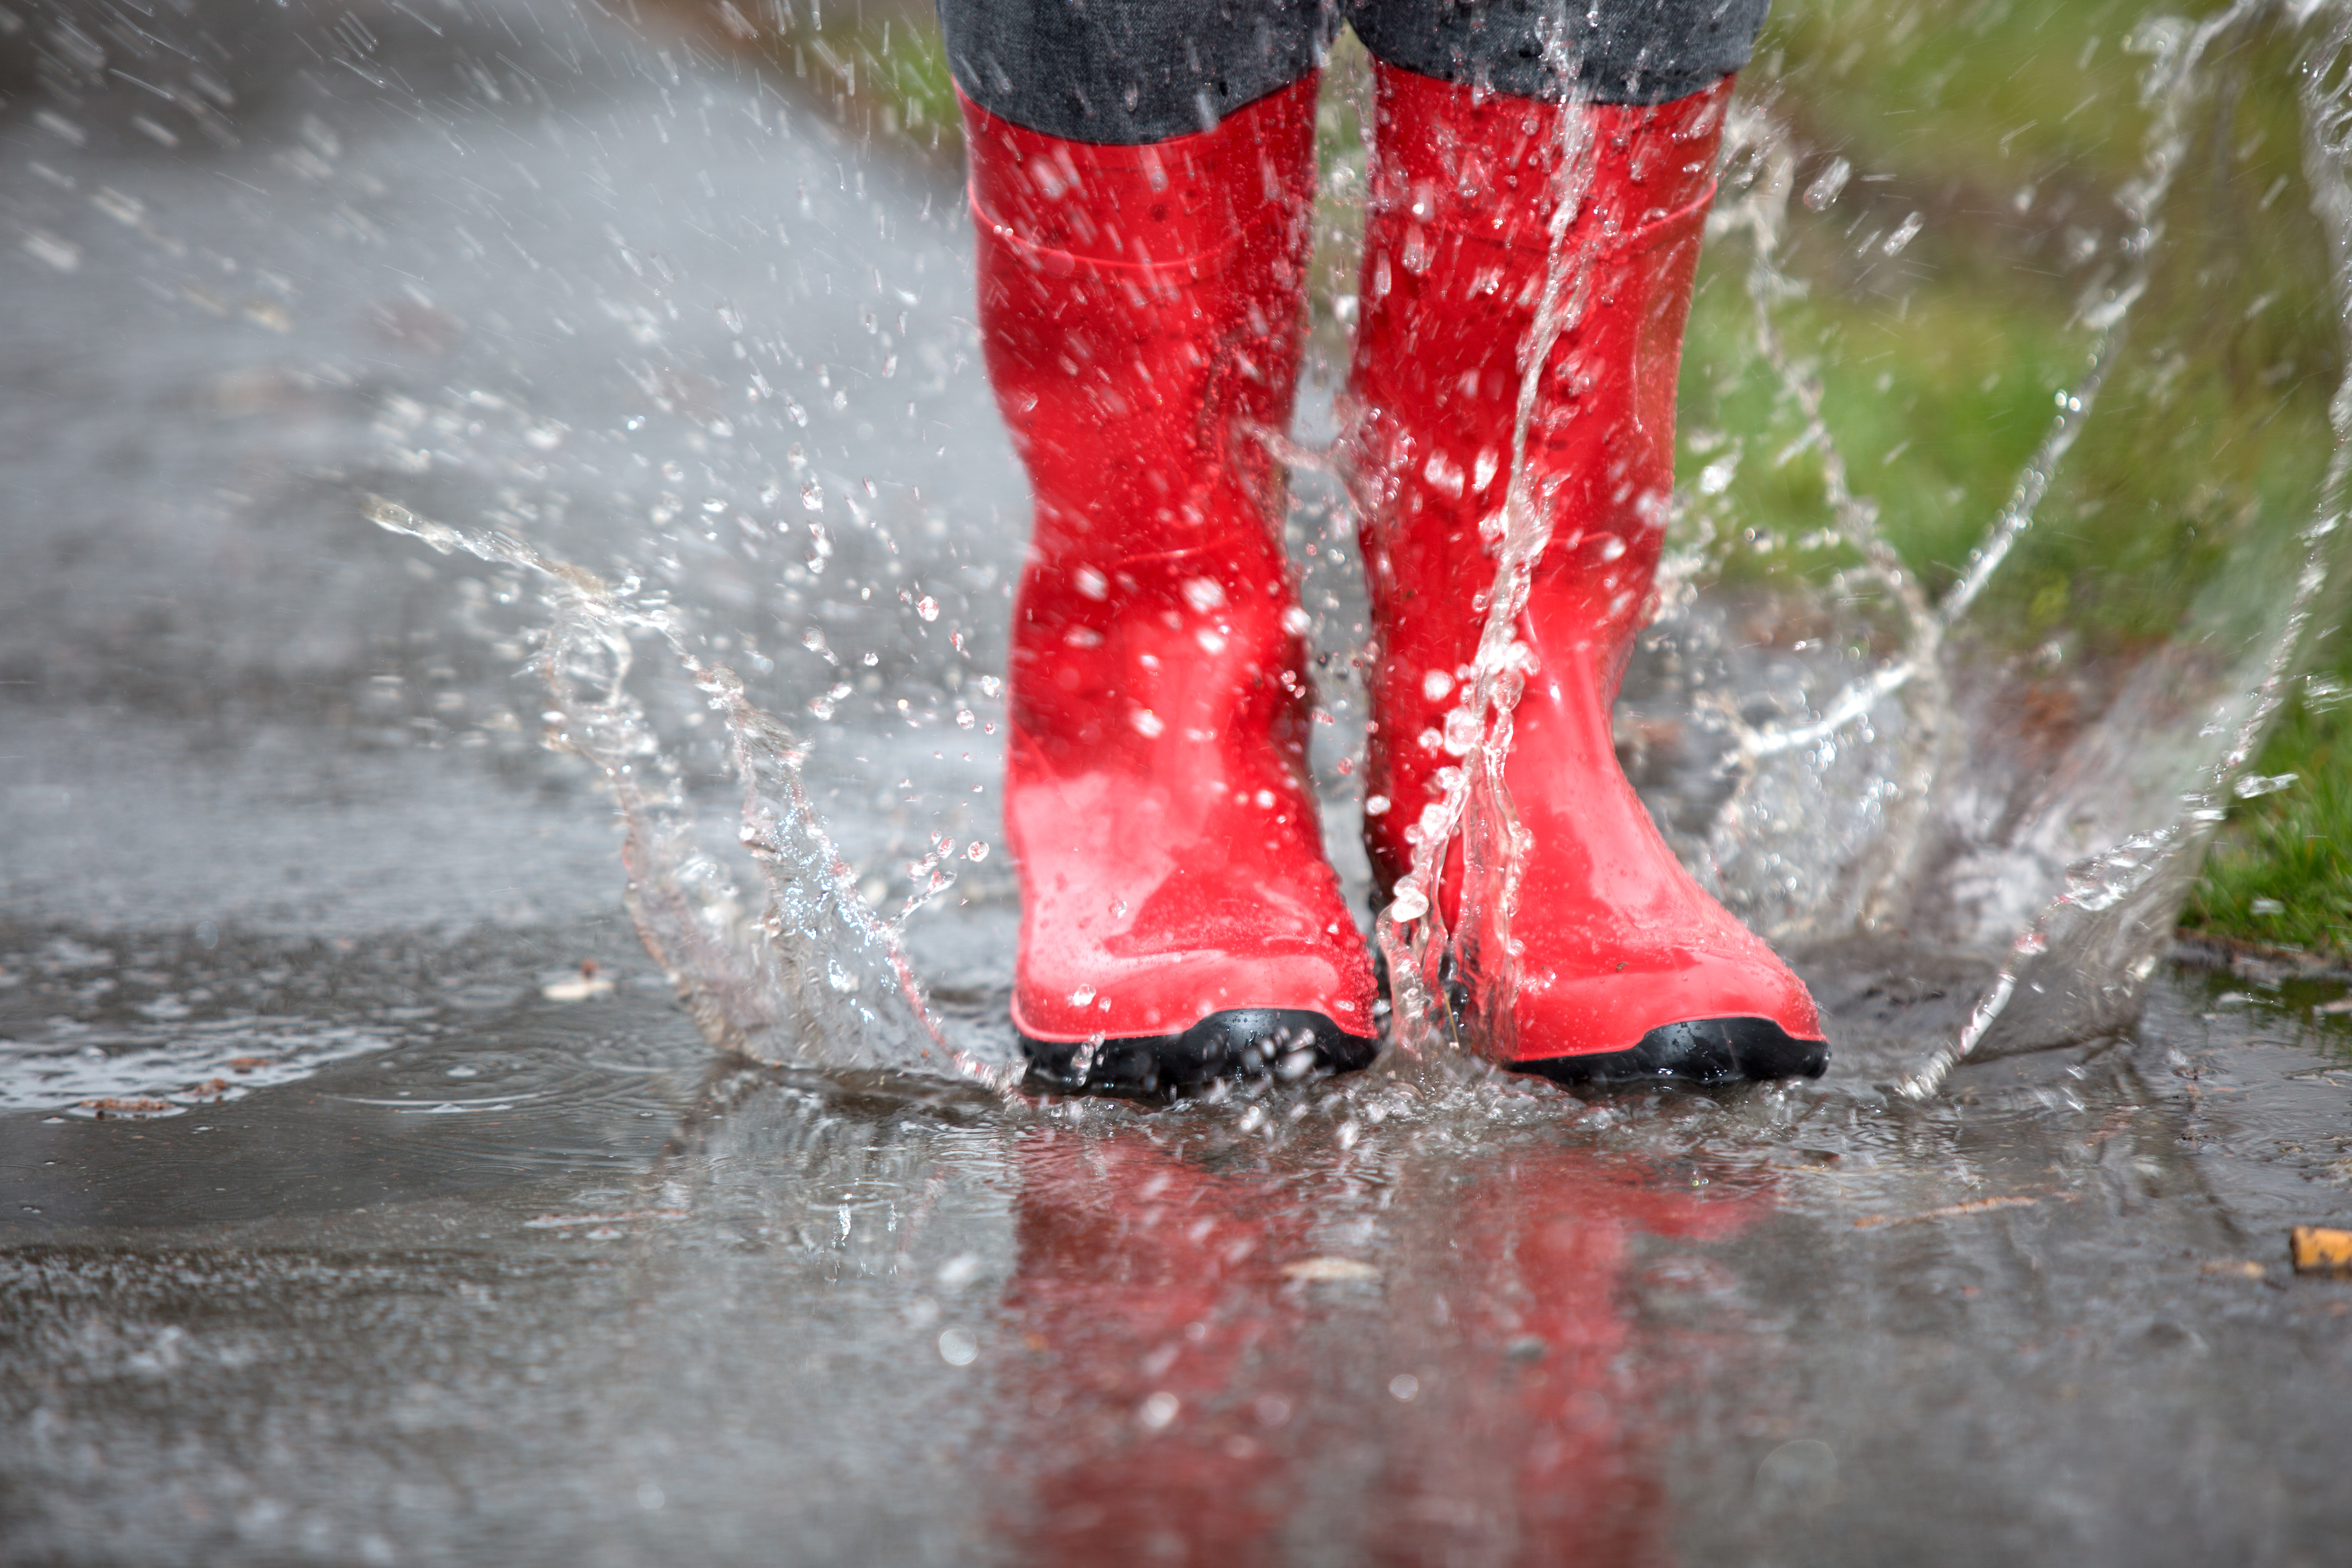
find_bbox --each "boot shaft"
[964,82,1319,563]
[961,81,1324,775]
[1347,67,1730,641]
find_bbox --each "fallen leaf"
[2289,1225,2352,1276]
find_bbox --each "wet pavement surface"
[5,2,2352,1563]
[8,931,2352,1565]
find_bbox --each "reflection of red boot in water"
[1345,66,1827,1084]
[1363,1147,1762,1567]
[994,1128,1769,1562]
[997,1129,1321,1564]
[942,0,1822,1086]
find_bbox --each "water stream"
[330,0,2352,1100]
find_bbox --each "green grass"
[676,0,2352,955]
[2185,722,2352,956]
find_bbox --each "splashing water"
[1899,0,2352,1093]
[363,497,1016,1092]
[316,0,2352,1098]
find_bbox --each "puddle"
[7,945,2352,1562]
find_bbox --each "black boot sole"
[1020,1009,1380,1098]
[1510,1015,1828,1087]
[1383,929,1829,1089]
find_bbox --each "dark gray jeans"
[937,0,1770,143]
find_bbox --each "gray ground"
[4,2,2351,1564]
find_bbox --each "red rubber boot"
[1345,65,1826,1085]
[964,82,1381,1094]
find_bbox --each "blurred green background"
[667,0,2352,960]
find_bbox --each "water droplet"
[1442,708,1481,756]
[1139,1392,1180,1429]
[1074,565,1109,600]
[915,595,939,621]
[1365,794,1391,817]
[1803,156,1852,210]
[1068,984,1097,1007]
[1423,670,1454,702]
[938,1328,978,1366]
[22,231,79,273]
[1400,225,1433,275]
[1131,708,1165,738]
